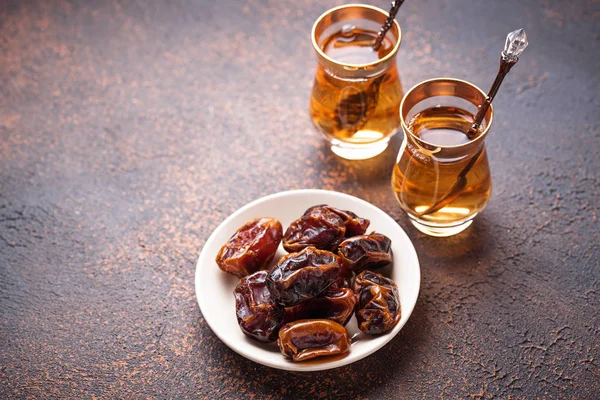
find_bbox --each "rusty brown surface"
[0,0,598,398]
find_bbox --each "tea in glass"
[391,78,494,237]
[310,5,403,160]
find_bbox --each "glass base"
[330,138,390,160]
[409,217,473,237]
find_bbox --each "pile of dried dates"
[216,205,401,362]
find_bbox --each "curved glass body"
[310,5,403,160]
[391,78,494,237]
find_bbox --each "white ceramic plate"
[195,189,420,372]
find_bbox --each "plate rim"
[195,189,421,372]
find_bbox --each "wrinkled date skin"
[284,287,357,326]
[234,271,284,342]
[306,205,370,237]
[282,207,346,252]
[329,264,354,290]
[354,271,401,335]
[278,319,351,362]
[216,217,282,278]
[267,247,340,306]
[339,233,393,273]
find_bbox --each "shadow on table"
[312,130,403,191]
[409,213,495,268]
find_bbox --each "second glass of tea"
[310,4,403,160]
[391,78,494,237]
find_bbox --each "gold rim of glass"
[311,4,402,69]
[400,77,494,149]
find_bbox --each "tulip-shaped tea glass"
[310,4,403,160]
[391,78,494,237]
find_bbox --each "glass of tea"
[391,78,494,237]
[310,4,403,160]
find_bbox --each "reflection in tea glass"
[310,4,403,160]
[391,78,494,237]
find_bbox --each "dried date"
[282,207,346,252]
[278,319,351,362]
[267,247,340,306]
[354,271,401,335]
[216,217,282,278]
[305,205,370,237]
[284,287,357,326]
[338,233,392,273]
[234,271,284,342]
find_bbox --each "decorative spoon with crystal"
[418,29,529,217]
[465,28,529,139]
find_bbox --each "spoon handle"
[373,0,405,51]
[466,58,516,139]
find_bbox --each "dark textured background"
[1,0,598,398]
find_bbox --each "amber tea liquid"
[392,106,492,228]
[310,27,403,156]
